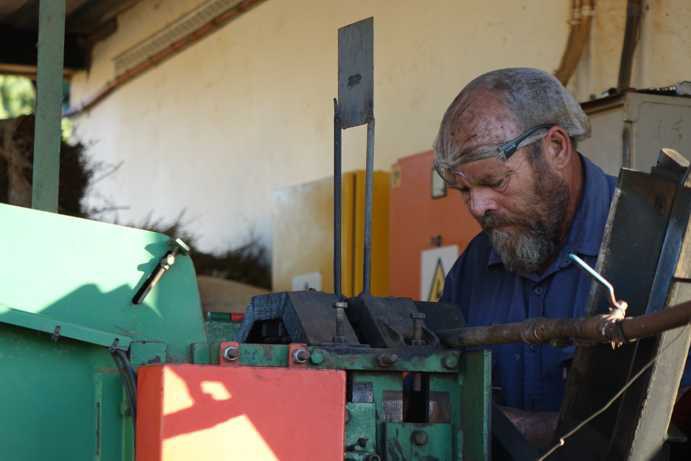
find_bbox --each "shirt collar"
[487,154,613,270]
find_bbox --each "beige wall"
[70,0,691,253]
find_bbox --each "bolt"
[411,430,428,446]
[411,312,426,346]
[223,345,240,361]
[442,353,459,369]
[310,348,326,365]
[292,348,309,364]
[377,352,399,368]
[333,301,348,343]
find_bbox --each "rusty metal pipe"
[554,0,595,85]
[438,300,691,348]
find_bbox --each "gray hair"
[433,68,590,168]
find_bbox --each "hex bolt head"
[292,348,309,364]
[223,346,240,361]
[411,430,428,446]
[442,353,459,369]
[377,353,399,367]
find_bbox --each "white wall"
[70,0,691,253]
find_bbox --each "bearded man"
[434,68,616,416]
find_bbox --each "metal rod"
[362,117,375,294]
[569,254,621,309]
[437,299,691,348]
[333,99,342,298]
[32,0,66,213]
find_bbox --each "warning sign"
[420,245,459,301]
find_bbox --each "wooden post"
[32,0,65,212]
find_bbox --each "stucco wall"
[70,0,691,253]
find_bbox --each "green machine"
[0,202,491,460]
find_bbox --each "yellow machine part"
[272,170,389,297]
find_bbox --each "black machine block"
[239,291,360,345]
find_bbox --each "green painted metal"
[0,304,133,349]
[0,204,205,359]
[0,204,206,461]
[460,350,492,461]
[0,322,131,460]
[345,402,377,456]
[384,422,453,460]
[239,343,289,367]
[129,341,167,367]
[308,347,461,373]
[32,0,65,212]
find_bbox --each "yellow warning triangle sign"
[426,258,446,302]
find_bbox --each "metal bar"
[32,0,66,212]
[569,253,621,309]
[362,117,375,294]
[333,99,342,298]
[0,305,133,349]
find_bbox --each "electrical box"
[272,170,389,297]
[389,151,480,301]
[580,91,691,175]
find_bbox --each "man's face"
[449,100,569,273]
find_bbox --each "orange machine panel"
[137,364,346,461]
[389,151,481,300]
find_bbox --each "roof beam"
[0,26,88,74]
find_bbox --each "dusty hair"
[433,68,589,169]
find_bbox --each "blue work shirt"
[440,155,615,411]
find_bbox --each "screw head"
[310,348,326,365]
[442,353,459,369]
[223,346,240,361]
[411,430,428,446]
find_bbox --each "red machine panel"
[389,151,480,300]
[137,364,346,461]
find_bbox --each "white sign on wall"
[292,272,322,291]
[420,245,458,301]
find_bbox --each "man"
[434,68,616,414]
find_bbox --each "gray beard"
[483,162,570,274]
[487,223,558,274]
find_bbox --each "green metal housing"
[0,203,205,460]
[0,203,491,460]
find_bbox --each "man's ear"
[543,126,571,171]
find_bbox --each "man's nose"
[468,189,497,218]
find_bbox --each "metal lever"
[132,238,190,305]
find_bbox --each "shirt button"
[529,345,538,352]
[534,286,544,296]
